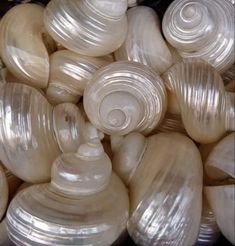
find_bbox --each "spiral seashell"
[196,193,220,246]
[46,50,110,104]
[0,4,56,88]
[204,133,235,244]
[44,0,128,57]
[0,165,8,221]
[115,132,203,245]
[6,139,129,245]
[115,6,173,74]
[163,0,234,73]
[163,59,235,144]
[84,61,167,136]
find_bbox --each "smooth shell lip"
[0,4,51,88]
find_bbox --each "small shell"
[44,0,128,56]
[0,165,8,221]
[115,6,172,74]
[163,0,234,73]
[0,4,55,88]
[84,61,167,135]
[46,50,110,104]
[163,59,235,143]
[126,133,203,246]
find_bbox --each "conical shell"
[115,6,172,74]
[47,50,110,104]
[0,4,55,88]
[84,61,167,136]
[163,0,234,73]
[127,133,203,246]
[0,83,61,183]
[0,165,8,221]
[44,0,128,56]
[163,59,235,143]
[6,139,129,245]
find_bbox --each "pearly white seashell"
[124,133,203,246]
[163,59,235,144]
[46,50,110,104]
[84,61,167,136]
[115,6,173,74]
[44,0,128,57]
[0,4,55,88]
[204,133,235,244]
[163,0,234,73]
[0,165,8,221]
[0,83,100,183]
[6,139,129,245]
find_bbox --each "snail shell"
[163,0,234,73]
[84,61,167,136]
[205,133,235,244]
[0,4,55,88]
[0,165,8,221]
[44,0,128,56]
[6,140,129,245]
[46,50,110,104]
[115,6,173,74]
[119,133,203,245]
[163,59,235,144]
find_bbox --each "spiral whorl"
[84,61,167,136]
[163,59,234,144]
[163,0,234,73]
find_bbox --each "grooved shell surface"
[84,61,167,136]
[127,133,203,246]
[115,6,172,74]
[47,50,110,104]
[44,0,128,56]
[163,60,235,144]
[0,4,52,88]
[0,83,61,183]
[163,0,234,73]
[6,173,129,246]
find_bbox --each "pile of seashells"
[0,0,234,245]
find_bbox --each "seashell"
[113,132,203,245]
[162,0,234,73]
[0,165,8,221]
[128,0,137,7]
[44,0,128,57]
[0,83,99,183]
[115,6,173,74]
[204,133,235,244]
[84,61,167,136]
[6,138,129,245]
[163,59,235,144]
[0,220,13,246]
[0,4,56,88]
[46,50,110,104]
[196,193,220,246]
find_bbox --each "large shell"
[204,133,235,244]
[163,59,235,144]
[0,83,61,183]
[46,50,110,104]
[115,6,172,74]
[0,165,8,221]
[163,0,234,73]
[0,4,55,88]
[84,61,167,135]
[126,133,203,246]
[44,0,128,57]
[6,140,129,245]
